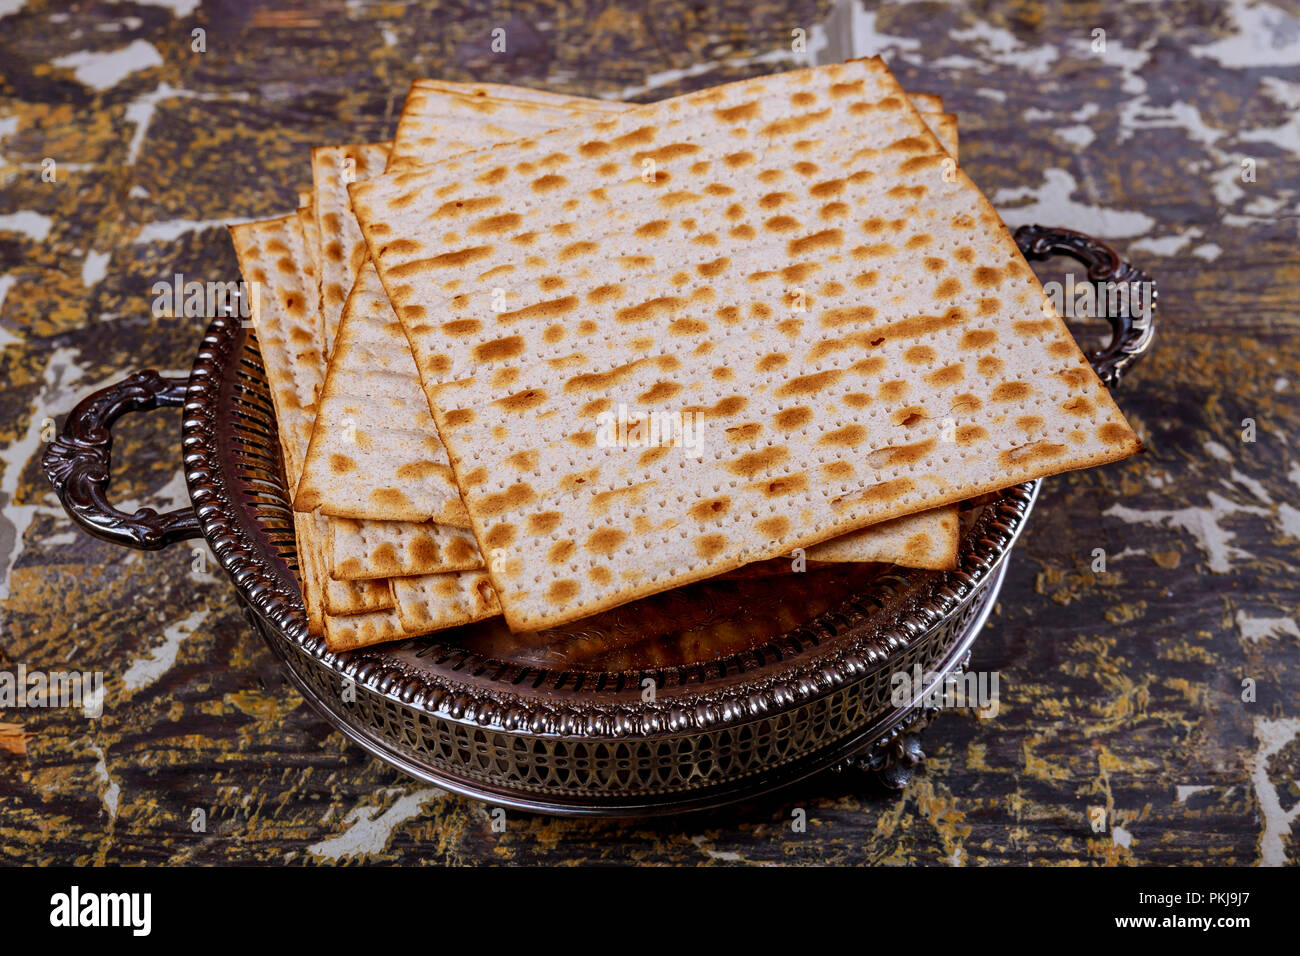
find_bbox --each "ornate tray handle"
[41,369,202,550]
[1013,224,1157,388]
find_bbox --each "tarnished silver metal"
[42,371,203,550]
[1013,224,1157,387]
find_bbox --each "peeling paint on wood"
[0,0,1297,864]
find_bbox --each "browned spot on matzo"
[788,228,842,256]
[725,447,789,477]
[999,441,1068,467]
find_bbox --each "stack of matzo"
[229,58,1139,648]
[297,82,961,575]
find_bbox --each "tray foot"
[834,646,975,791]
[831,704,940,791]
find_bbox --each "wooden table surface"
[1,0,1297,865]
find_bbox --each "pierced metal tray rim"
[267,557,1009,814]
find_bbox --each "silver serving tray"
[44,225,1154,815]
